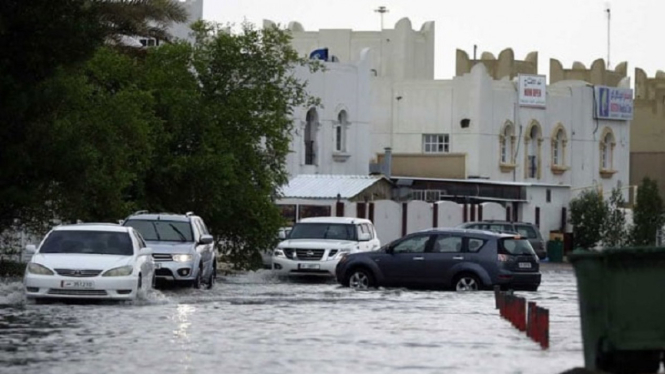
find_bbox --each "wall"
[370,63,630,203]
[285,48,372,177]
[279,18,435,81]
[376,153,467,179]
[277,191,571,246]
[630,68,665,197]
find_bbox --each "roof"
[392,176,571,188]
[418,227,519,238]
[55,223,129,233]
[124,213,192,222]
[279,174,390,200]
[298,216,373,224]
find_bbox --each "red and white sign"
[518,74,547,108]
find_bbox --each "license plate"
[298,263,320,270]
[154,262,162,269]
[518,262,532,269]
[61,280,95,289]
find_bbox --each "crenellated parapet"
[549,58,627,87]
[265,17,435,81]
[634,68,665,118]
[456,48,538,80]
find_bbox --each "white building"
[275,17,633,240]
[263,19,374,177]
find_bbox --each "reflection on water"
[0,267,592,374]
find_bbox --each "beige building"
[630,69,665,198]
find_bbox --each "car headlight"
[173,254,193,262]
[273,249,285,258]
[333,250,350,260]
[27,263,54,275]
[102,265,134,277]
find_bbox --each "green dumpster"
[569,247,665,373]
[546,240,564,263]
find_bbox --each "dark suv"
[335,228,541,292]
[457,221,546,259]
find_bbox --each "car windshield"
[288,223,357,241]
[39,230,134,256]
[514,224,539,239]
[499,238,537,256]
[124,220,193,242]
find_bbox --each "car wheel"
[347,268,375,290]
[192,266,202,289]
[454,273,480,292]
[206,263,216,290]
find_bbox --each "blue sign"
[594,86,633,121]
[309,48,329,61]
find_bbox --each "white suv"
[272,217,380,277]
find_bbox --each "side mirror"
[25,244,37,254]
[199,234,214,245]
[358,232,371,242]
[139,247,153,257]
[278,231,286,240]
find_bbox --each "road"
[0,264,594,374]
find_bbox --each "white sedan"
[23,223,155,301]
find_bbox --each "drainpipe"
[384,147,392,179]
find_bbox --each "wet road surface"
[0,265,592,374]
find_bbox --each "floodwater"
[0,265,590,374]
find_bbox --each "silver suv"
[121,211,217,289]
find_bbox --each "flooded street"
[1,265,585,374]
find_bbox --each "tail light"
[498,254,509,262]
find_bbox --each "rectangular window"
[501,140,507,163]
[422,134,450,153]
[335,125,343,152]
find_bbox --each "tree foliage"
[602,187,627,248]
[569,189,608,250]
[136,21,322,268]
[91,0,188,43]
[630,177,665,246]
[2,4,321,269]
[0,0,107,231]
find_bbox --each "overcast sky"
[203,0,663,83]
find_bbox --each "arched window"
[304,108,318,165]
[499,121,516,173]
[335,110,348,153]
[524,120,543,179]
[550,124,568,174]
[600,128,615,171]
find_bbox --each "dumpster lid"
[569,246,665,262]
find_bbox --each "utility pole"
[374,6,389,30]
[605,2,611,69]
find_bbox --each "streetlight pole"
[374,6,389,30]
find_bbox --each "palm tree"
[91,0,189,45]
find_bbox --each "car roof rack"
[131,210,150,216]
[185,211,195,217]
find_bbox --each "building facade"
[276,18,632,241]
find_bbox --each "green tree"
[602,187,627,247]
[92,0,188,43]
[0,0,107,231]
[569,188,608,250]
[137,21,321,269]
[39,47,160,223]
[630,177,665,246]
